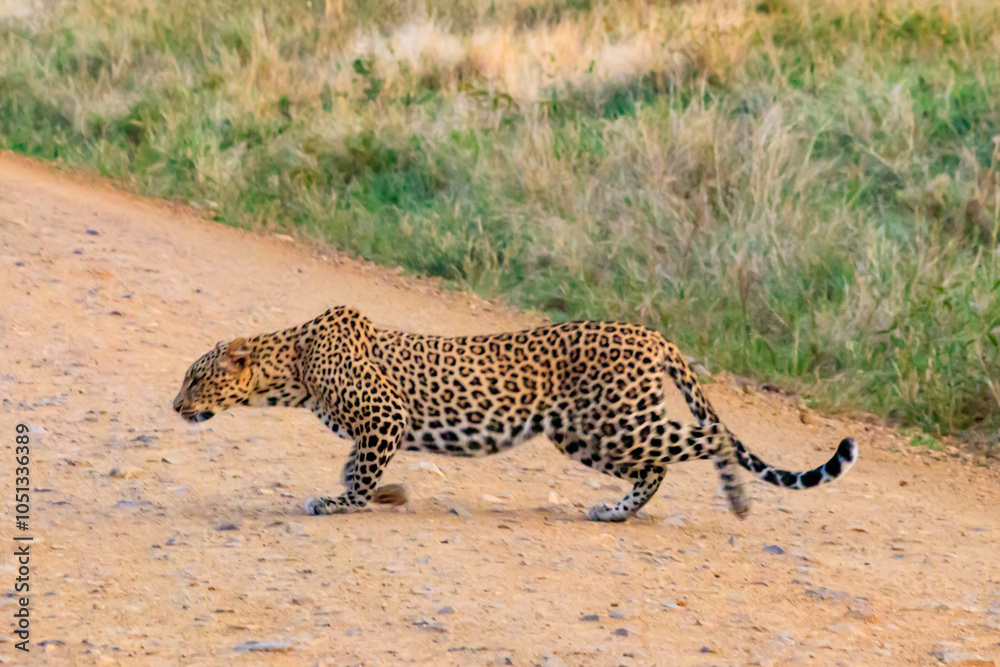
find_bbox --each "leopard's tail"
[661,341,859,491]
[734,436,858,488]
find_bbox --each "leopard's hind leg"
[556,419,748,522]
[586,465,666,522]
[553,432,666,522]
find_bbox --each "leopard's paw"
[304,496,335,516]
[304,496,366,516]
[587,502,630,523]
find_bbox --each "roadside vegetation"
[2,0,998,451]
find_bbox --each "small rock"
[539,654,565,667]
[805,587,849,601]
[482,494,506,504]
[448,506,471,518]
[437,606,455,615]
[798,409,815,425]
[700,646,713,653]
[234,640,295,652]
[762,545,786,555]
[661,513,690,528]
[86,229,99,235]
[413,461,445,477]
[215,523,239,531]
[114,500,153,509]
[846,598,876,622]
[612,628,630,637]
[412,618,446,633]
[345,628,361,637]
[109,466,143,479]
[609,609,632,619]
[929,649,994,665]
[547,491,570,505]
[580,614,600,622]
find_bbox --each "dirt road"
[1,153,999,665]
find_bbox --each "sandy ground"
[1,152,999,666]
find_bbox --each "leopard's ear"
[224,337,251,371]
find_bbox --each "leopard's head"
[172,338,254,422]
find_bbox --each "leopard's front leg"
[304,368,409,516]
[305,417,407,515]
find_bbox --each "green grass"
[1,0,998,454]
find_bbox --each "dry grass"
[1,0,998,452]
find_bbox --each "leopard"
[172,306,858,522]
